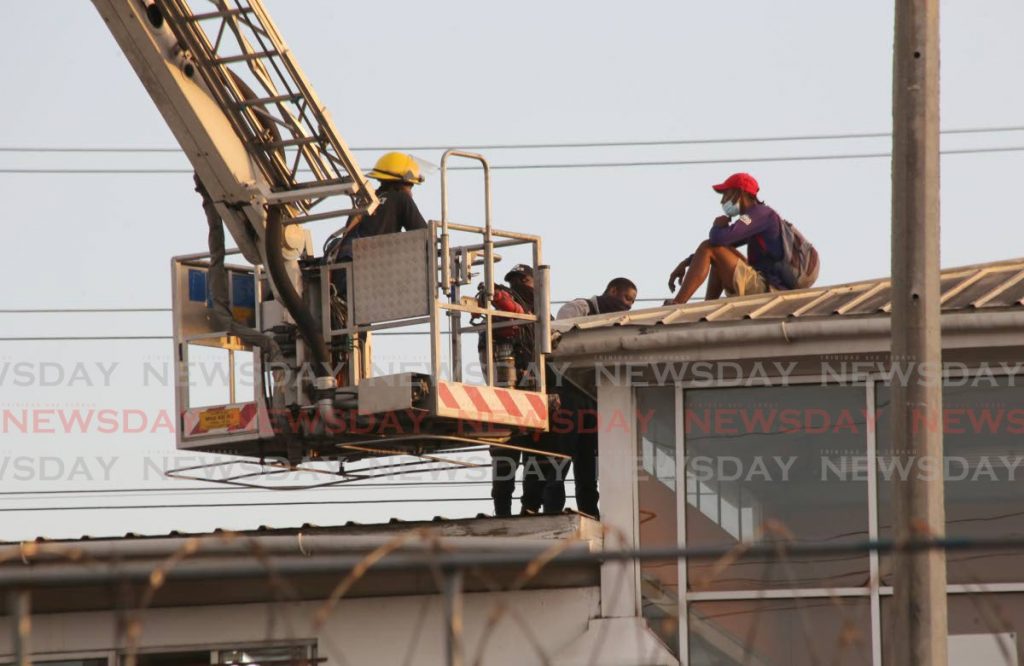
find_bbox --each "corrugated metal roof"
[3,514,601,614]
[5,513,590,546]
[553,258,1024,332]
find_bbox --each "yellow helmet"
[367,152,425,185]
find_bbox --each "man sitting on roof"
[667,172,799,305]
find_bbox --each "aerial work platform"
[170,154,554,485]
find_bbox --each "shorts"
[726,260,774,297]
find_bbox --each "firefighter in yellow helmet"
[325,152,427,262]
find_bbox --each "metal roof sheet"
[4,513,590,546]
[552,258,1024,333]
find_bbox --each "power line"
[3,144,1023,175]
[0,298,677,315]
[0,481,504,496]
[0,309,167,313]
[0,330,577,340]
[0,496,576,512]
[0,336,170,341]
[2,124,1023,154]
[487,145,1024,170]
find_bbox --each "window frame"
[650,365,1024,665]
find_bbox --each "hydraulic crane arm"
[91,0,378,264]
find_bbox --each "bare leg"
[673,242,745,304]
[706,269,724,300]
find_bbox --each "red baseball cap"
[712,172,759,196]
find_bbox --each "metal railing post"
[440,150,495,386]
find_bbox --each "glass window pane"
[127,645,311,666]
[217,647,309,666]
[637,386,679,656]
[877,378,1024,584]
[133,653,210,666]
[689,598,872,665]
[685,385,869,591]
[882,593,1024,665]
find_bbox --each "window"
[689,598,872,666]
[125,645,315,666]
[19,655,107,659]
[881,593,1024,665]
[876,378,1024,584]
[133,652,209,666]
[686,473,761,542]
[684,385,870,591]
[216,647,312,666]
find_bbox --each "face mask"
[722,199,741,217]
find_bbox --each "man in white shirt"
[545,277,637,517]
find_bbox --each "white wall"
[0,587,599,666]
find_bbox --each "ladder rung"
[287,207,371,226]
[209,50,278,65]
[292,177,355,189]
[183,7,255,22]
[263,182,358,203]
[235,93,302,108]
[256,136,322,150]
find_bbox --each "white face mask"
[721,199,741,217]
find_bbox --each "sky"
[1,0,1023,541]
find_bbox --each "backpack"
[759,219,819,290]
[474,284,534,356]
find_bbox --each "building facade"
[0,515,676,666]
[553,259,1024,665]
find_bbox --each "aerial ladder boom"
[92,0,379,414]
[92,0,554,486]
[91,0,378,260]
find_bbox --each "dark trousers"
[570,430,599,518]
[490,444,547,517]
[541,429,599,518]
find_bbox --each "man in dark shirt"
[557,277,638,319]
[667,172,787,305]
[479,264,552,517]
[324,152,428,262]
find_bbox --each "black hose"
[264,206,331,378]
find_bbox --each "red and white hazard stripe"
[434,381,548,430]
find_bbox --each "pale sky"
[1,0,1022,540]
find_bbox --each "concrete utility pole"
[890,0,947,664]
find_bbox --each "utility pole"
[890,0,947,664]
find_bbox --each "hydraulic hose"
[196,174,283,362]
[264,206,331,378]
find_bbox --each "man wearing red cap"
[667,172,790,304]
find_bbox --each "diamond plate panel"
[352,228,432,325]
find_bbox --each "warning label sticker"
[198,408,241,431]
